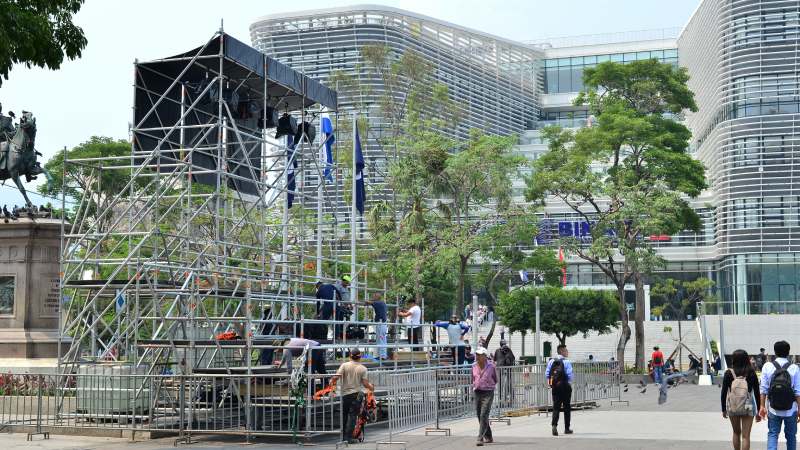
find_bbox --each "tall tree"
[435,130,524,314]
[0,0,87,85]
[360,44,457,306]
[525,59,706,368]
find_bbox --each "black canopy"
[137,33,336,110]
[132,32,337,197]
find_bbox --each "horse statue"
[0,110,45,208]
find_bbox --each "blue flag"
[354,125,365,215]
[115,289,126,314]
[287,135,297,209]
[321,117,335,182]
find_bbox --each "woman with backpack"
[722,349,761,450]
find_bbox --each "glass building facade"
[680,0,800,314]
[543,49,678,94]
[254,1,800,315]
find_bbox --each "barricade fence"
[0,361,620,440]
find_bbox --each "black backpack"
[768,361,795,411]
[550,358,566,386]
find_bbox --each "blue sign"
[536,220,617,245]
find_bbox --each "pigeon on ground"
[640,388,647,394]
[624,387,629,392]
[2,205,9,223]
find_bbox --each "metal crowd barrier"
[0,361,621,441]
[570,361,621,404]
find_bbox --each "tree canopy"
[361,44,549,317]
[0,0,87,85]
[650,277,715,320]
[497,286,619,345]
[525,58,706,368]
[39,136,132,232]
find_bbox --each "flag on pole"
[115,289,126,315]
[519,270,529,283]
[353,124,366,215]
[287,136,298,209]
[321,117,335,182]
[558,246,567,286]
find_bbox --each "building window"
[542,49,679,94]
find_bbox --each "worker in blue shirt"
[315,281,337,320]
[365,292,388,359]
[545,344,574,436]
[434,315,470,365]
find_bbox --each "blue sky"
[0,0,700,207]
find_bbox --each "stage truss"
[55,31,401,376]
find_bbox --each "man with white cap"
[472,347,497,446]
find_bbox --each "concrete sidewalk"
[1,385,780,449]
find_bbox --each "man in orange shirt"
[651,346,665,384]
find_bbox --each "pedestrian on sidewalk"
[330,348,374,444]
[652,346,665,385]
[545,344,574,436]
[494,340,516,405]
[756,348,768,372]
[759,340,800,450]
[472,347,497,446]
[722,349,761,450]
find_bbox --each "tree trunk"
[481,267,503,348]
[414,246,423,304]
[634,273,646,371]
[484,320,496,348]
[616,284,631,367]
[557,333,566,346]
[456,255,467,316]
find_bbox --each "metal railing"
[0,361,621,441]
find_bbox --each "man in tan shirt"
[331,348,374,443]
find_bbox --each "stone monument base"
[0,218,62,361]
[0,328,61,359]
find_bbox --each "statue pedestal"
[0,218,62,359]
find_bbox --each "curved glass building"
[252,1,800,315]
[681,0,800,313]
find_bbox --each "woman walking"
[721,349,761,450]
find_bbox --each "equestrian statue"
[0,103,46,208]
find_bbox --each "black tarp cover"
[132,33,336,196]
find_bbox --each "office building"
[252,1,800,316]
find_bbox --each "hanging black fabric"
[293,122,316,147]
[276,114,298,139]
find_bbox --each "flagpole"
[316,120,325,281]
[350,115,357,319]
[281,137,290,318]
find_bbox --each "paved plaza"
[1,384,779,449]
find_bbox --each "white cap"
[475,347,488,355]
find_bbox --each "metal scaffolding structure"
[55,31,411,378]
